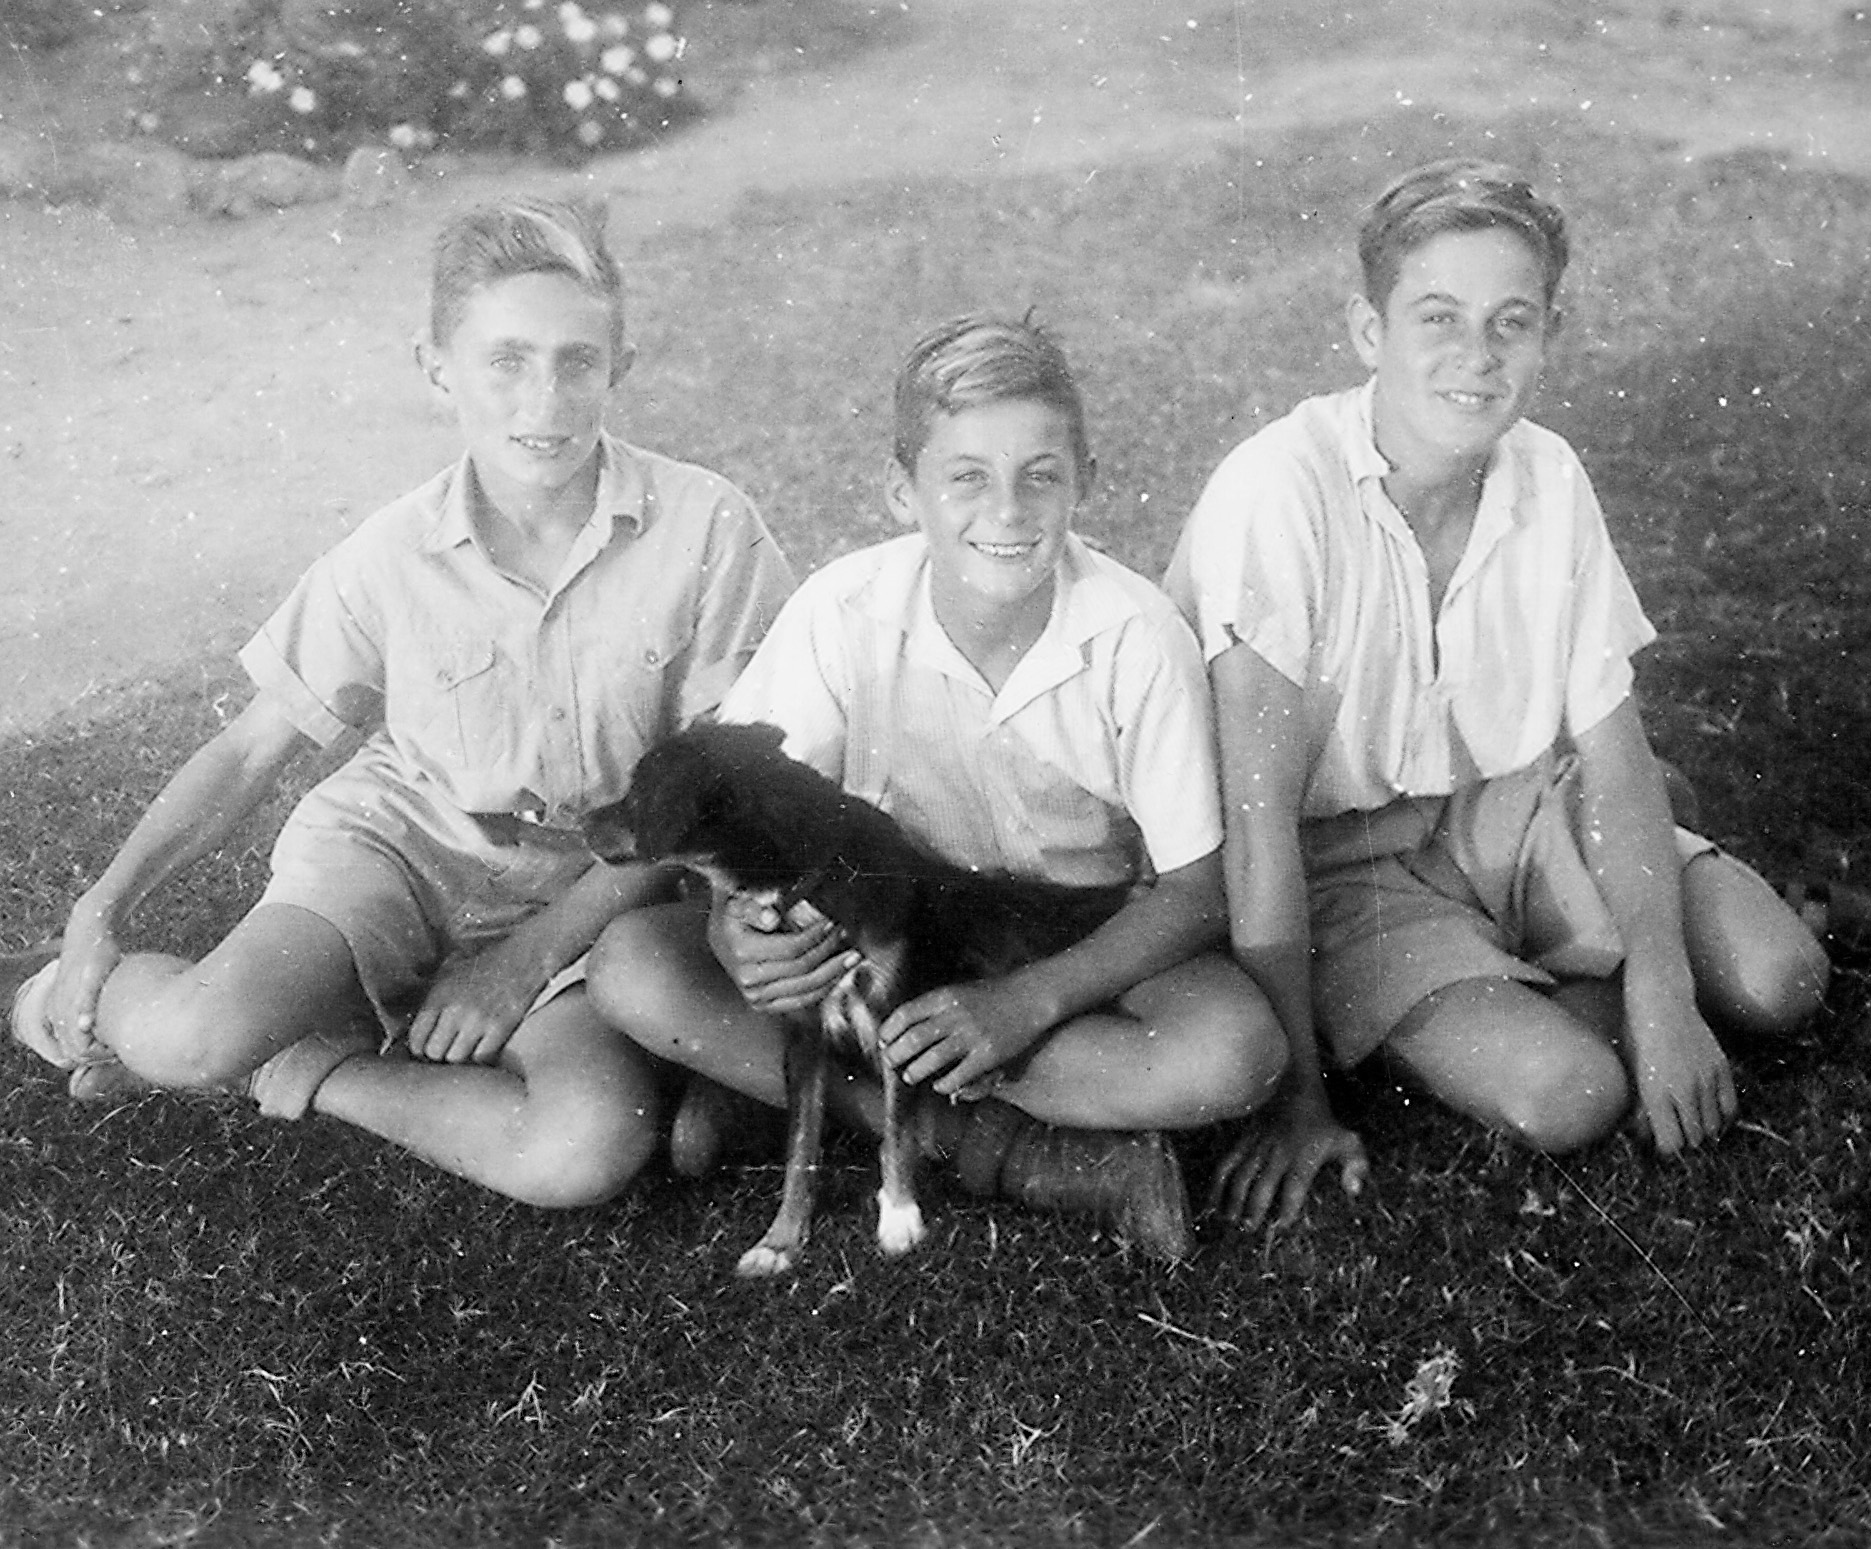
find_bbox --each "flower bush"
[131,0,691,162]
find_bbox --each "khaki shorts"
[261,748,594,1037]
[1306,753,1715,1068]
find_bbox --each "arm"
[406,858,676,1063]
[1572,696,1735,1153]
[1206,641,1369,1228]
[877,851,1227,1098]
[48,693,314,1058]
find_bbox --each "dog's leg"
[736,1016,826,1278]
[876,1057,927,1257]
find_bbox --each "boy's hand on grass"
[407,944,543,1064]
[47,908,120,1067]
[1207,1089,1369,1232]
[708,890,858,1016]
[1624,984,1737,1156]
[877,978,1048,1098]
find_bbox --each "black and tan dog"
[584,720,1130,1277]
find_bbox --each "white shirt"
[1163,381,1655,820]
[718,532,1221,888]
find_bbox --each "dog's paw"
[875,1194,927,1257]
[736,1242,798,1278]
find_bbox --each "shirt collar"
[1345,376,1526,544]
[423,433,649,556]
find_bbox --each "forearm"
[487,860,672,987]
[77,702,304,932]
[1003,859,1227,1033]
[1229,857,1331,1108]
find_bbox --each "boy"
[1165,160,1829,1231]
[8,195,794,1207]
[590,314,1289,1259]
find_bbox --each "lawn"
[4,58,1871,1549]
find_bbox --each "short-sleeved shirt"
[1163,380,1655,822]
[242,433,795,835]
[715,532,1221,890]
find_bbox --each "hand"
[1206,1088,1370,1232]
[878,978,1049,1099]
[45,906,122,1067]
[406,942,545,1064]
[1623,979,1737,1156]
[707,891,857,1016]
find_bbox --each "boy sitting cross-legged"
[589,314,1289,1260]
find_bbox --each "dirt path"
[1,0,1865,734]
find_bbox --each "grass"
[4,58,1871,1549]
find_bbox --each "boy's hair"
[892,313,1092,482]
[1358,159,1569,310]
[430,195,625,361]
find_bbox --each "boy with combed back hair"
[591,313,1290,1260]
[1166,159,1829,1230]
[8,194,794,1206]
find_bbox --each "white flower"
[594,74,620,101]
[515,24,543,49]
[653,75,678,97]
[600,44,634,73]
[563,78,594,110]
[289,85,318,114]
[644,30,677,62]
[577,118,603,145]
[560,3,597,42]
[500,73,528,99]
[643,3,673,26]
[388,122,419,148]
[625,65,646,85]
[600,12,628,38]
[482,28,512,55]
[448,78,471,98]
[245,58,284,94]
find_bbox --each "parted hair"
[891,312,1093,482]
[1358,159,1569,310]
[429,195,626,363]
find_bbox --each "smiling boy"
[9,196,794,1206]
[590,314,1289,1259]
[1165,160,1829,1229]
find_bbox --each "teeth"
[515,436,564,450]
[975,542,1034,558]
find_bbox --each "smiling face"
[1350,225,1555,475]
[425,270,627,515]
[887,397,1081,630]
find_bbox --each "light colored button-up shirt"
[718,531,1221,889]
[1164,381,1654,821]
[242,434,794,830]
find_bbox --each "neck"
[930,574,1056,693]
[471,453,601,543]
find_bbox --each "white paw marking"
[736,1243,797,1278]
[876,1194,927,1256]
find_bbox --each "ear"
[1543,304,1565,340]
[609,340,638,388]
[883,455,919,530]
[414,334,450,400]
[1347,292,1383,371]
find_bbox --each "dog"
[584,720,1131,1277]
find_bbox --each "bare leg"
[1383,976,1631,1154]
[1682,849,1830,1036]
[89,903,660,1208]
[988,952,1288,1131]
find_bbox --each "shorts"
[260,746,593,1038]
[1305,752,1716,1068]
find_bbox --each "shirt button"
[643,647,661,666]
[550,707,569,723]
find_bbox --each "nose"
[1462,321,1503,372]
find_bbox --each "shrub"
[131,0,692,162]
[3,0,95,51]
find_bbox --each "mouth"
[971,540,1040,560]
[1439,388,1503,412]
[511,433,574,456]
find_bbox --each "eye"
[490,352,525,373]
[949,467,988,488]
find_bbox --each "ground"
[0,0,1868,734]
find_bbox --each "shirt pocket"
[603,609,699,751]
[404,638,510,775]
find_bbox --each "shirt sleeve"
[1558,452,1657,737]
[1112,608,1224,874]
[237,544,387,748]
[669,489,797,727]
[1165,437,1322,689]
[714,569,852,783]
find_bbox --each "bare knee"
[587,910,693,1036]
[1685,852,1832,1036]
[1492,1041,1630,1154]
[1703,932,1830,1037]
[109,977,265,1090]
[505,1085,660,1209]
